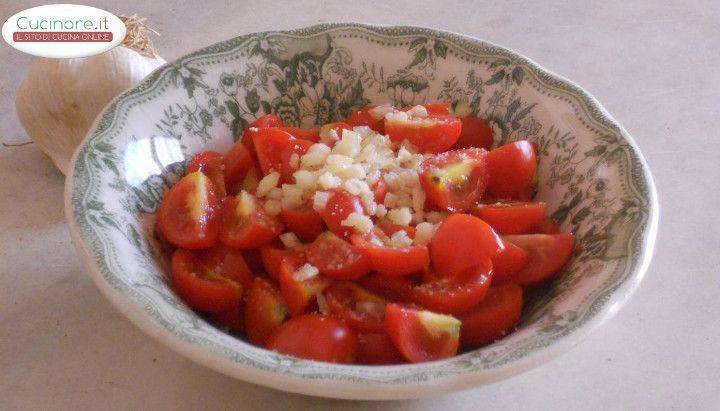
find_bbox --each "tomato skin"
[223,142,254,195]
[533,216,562,234]
[491,240,529,285]
[279,204,325,242]
[171,249,242,313]
[351,229,429,277]
[474,202,547,234]
[419,148,489,212]
[214,305,245,332]
[430,214,504,277]
[279,254,330,316]
[219,195,284,249]
[384,304,461,363]
[413,261,493,315]
[252,127,314,183]
[358,273,414,303]
[377,221,416,239]
[454,117,494,150]
[346,107,384,133]
[241,248,265,275]
[157,172,221,250]
[260,246,304,282]
[459,283,523,348]
[306,232,371,280]
[357,333,406,365]
[279,126,321,142]
[245,277,289,345]
[241,114,283,159]
[188,151,227,198]
[503,234,574,285]
[198,245,255,290]
[318,189,365,239]
[324,281,387,333]
[266,314,358,363]
[486,141,537,200]
[385,114,462,153]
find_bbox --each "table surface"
[2,1,719,409]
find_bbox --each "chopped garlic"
[406,105,428,118]
[415,222,437,245]
[280,232,301,249]
[266,187,283,200]
[388,230,413,248]
[318,171,342,189]
[263,199,282,216]
[312,191,330,212]
[293,263,319,281]
[316,291,330,315]
[375,204,388,218]
[236,190,256,217]
[341,212,374,233]
[256,172,280,198]
[369,104,395,120]
[387,207,412,226]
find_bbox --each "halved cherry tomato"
[318,188,365,239]
[279,204,324,242]
[357,333,405,365]
[459,283,523,348]
[413,260,493,314]
[252,127,314,183]
[279,126,320,142]
[377,221,416,239]
[171,249,242,313]
[346,107,384,133]
[306,231,371,280]
[214,305,244,332]
[491,240,528,285]
[533,216,562,234]
[474,202,547,234]
[503,234,574,285]
[319,122,353,146]
[385,304,460,363]
[239,164,261,194]
[371,178,388,204]
[279,253,330,316]
[219,194,284,249]
[187,151,226,197]
[453,117,494,150]
[486,141,537,200]
[266,314,358,364]
[324,281,387,333]
[241,114,283,159]
[430,214,503,277]
[358,273,414,303]
[245,277,289,345]
[351,229,429,277]
[241,248,265,275]
[198,245,255,290]
[419,148,489,212]
[260,246,304,282]
[400,103,451,115]
[157,171,221,249]
[223,142,254,195]
[385,113,461,153]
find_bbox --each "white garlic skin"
[15,47,165,174]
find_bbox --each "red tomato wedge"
[198,245,255,290]
[351,229,429,277]
[324,281,387,333]
[306,231,371,280]
[171,249,243,313]
[241,114,283,159]
[223,142,254,195]
[241,248,265,275]
[266,314,358,364]
[239,164,261,194]
[278,253,330,316]
[279,126,320,142]
[358,273,414,303]
[474,202,547,234]
[252,127,314,183]
[260,246,304,282]
[357,333,406,365]
[279,204,325,242]
[318,188,365,239]
[453,117,494,150]
[214,305,245,332]
[245,277,289,345]
[219,194,284,249]
[459,283,523,348]
[157,171,221,249]
[502,234,575,285]
[346,107,384,133]
[486,140,537,200]
[413,260,493,314]
[401,103,451,115]
[430,214,503,277]
[419,148,489,212]
[371,178,388,204]
[385,304,461,363]
[187,151,226,198]
[385,113,462,153]
[377,221,416,239]
[533,216,562,234]
[491,240,529,285]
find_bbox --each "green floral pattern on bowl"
[65,23,658,399]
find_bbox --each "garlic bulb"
[15,16,165,174]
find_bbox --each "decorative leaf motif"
[245,89,260,114]
[433,41,448,58]
[487,69,506,85]
[511,67,524,85]
[407,47,428,69]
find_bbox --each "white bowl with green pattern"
[65,23,658,400]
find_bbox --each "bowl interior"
[67,24,656,398]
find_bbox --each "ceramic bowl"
[65,23,658,400]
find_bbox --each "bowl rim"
[64,22,659,400]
